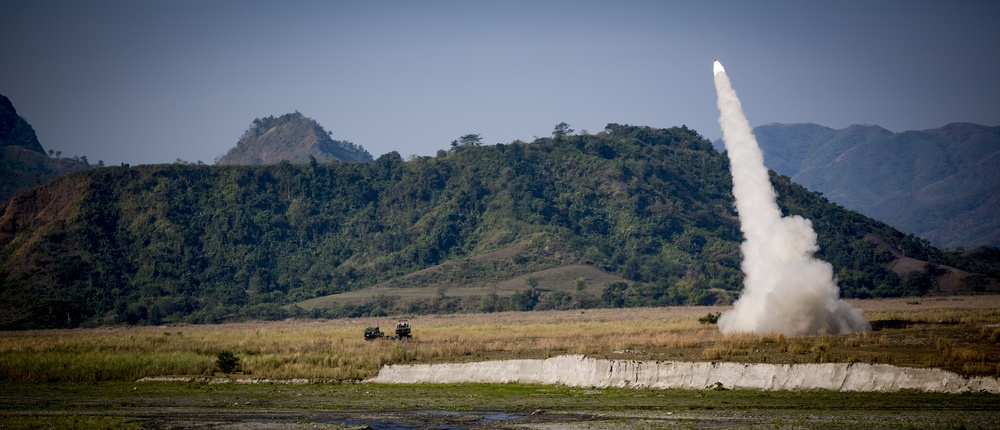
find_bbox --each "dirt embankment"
[370,354,1000,393]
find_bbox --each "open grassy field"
[2,296,999,429]
[2,295,999,383]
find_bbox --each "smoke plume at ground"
[713,61,870,335]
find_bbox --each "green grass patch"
[0,414,142,430]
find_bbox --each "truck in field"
[364,320,412,341]
[364,326,384,341]
[394,319,411,339]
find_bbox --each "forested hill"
[1,124,995,329]
[216,112,373,165]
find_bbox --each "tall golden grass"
[2,296,998,381]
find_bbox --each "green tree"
[451,133,482,149]
[961,274,990,293]
[552,122,573,139]
[601,281,630,307]
[509,289,539,311]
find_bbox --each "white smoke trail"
[713,60,870,335]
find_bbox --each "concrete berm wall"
[369,355,1000,393]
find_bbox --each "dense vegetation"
[0,146,91,202]
[1,124,992,329]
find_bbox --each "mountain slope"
[1,146,91,202]
[1,124,993,329]
[0,94,44,154]
[749,123,1000,249]
[216,112,373,165]
[0,94,91,202]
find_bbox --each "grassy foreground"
[2,296,999,383]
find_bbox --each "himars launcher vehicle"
[364,320,412,341]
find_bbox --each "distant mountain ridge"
[216,112,373,165]
[0,94,45,154]
[0,94,90,202]
[732,122,999,249]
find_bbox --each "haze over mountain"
[0,94,90,202]
[717,123,1000,249]
[2,124,995,330]
[216,112,373,165]
[4,3,999,167]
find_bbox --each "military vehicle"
[395,320,411,339]
[364,320,412,341]
[364,326,384,341]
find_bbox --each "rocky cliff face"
[371,355,1000,393]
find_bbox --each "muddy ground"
[1,381,997,429]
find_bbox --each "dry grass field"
[2,295,999,383]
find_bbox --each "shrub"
[698,312,721,324]
[216,350,240,374]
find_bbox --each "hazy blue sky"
[2,0,998,166]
